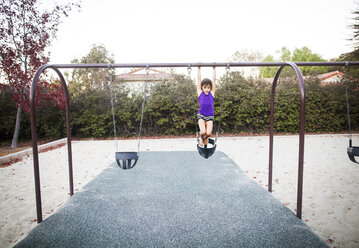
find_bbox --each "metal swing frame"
[30,61,359,223]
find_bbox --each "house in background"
[317,71,344,86]
[116,68,175,94]
[261,71,345,85]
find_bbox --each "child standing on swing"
[197,66,216,147]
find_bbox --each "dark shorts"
[197,114,214,122]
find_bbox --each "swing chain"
[188,65,200,140]
[187,65,192,75]
[108,64,118,152]
[137,65,150,154]
[343,61,353,145]
[216,64,230,138]
[226,64,230,74]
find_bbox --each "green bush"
[1,71,358,141]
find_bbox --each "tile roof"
[317,71,343,81]
[116,68,174,82]
[261,71,346,85]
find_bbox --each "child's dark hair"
[201,78,212,90]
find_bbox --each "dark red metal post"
[290,62,306,219]
[268,62,306,219]
[30,65,73,223]
[53,68,74,197]
[268,65,286,193]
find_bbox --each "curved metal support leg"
[269,65,286,193]
[268,62,306,219]
[30,64,73,223]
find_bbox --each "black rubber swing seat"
[115,152,138,169]
[197,138,217,159]
[347,146,359,164]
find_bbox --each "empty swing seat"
[347,146,359,164]
[197,138,216,159]
[115,152,138,169]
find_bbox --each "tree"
[345,5,359,58]
[231,49,263,62]
[278,47,291,61]
[67,45,120,138]
[0,0,80,148]
[68,44,115,96]
[259,55,277,78]
[259,46,328,78]
[338,5,359,75]
[231,49,263,78]
[292,46,327,75]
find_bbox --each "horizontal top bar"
[46,61,359,69]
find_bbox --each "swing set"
[29,61,359,223]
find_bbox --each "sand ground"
[0,134,358,248]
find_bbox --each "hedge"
[0,72,358,142]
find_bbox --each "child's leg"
[198,119,206,146]
[204,121,214,145]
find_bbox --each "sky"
[42,0,357,76]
